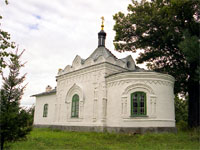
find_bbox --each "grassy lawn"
[6,128,200,150]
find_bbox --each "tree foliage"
[26,106,35,126]
[0,50,32,150]
[0,0,15,72]
[178,30,200,81]
[113,0,200,127]
[175,95,188,124]
[175,95,188,130]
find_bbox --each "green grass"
[6,128,200,150]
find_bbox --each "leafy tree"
[26,106,35,126]
[0,50,32,150]
[113,0,199,127]
[175,95,188,124]
[175,95,188,130]
[0,0,15,72]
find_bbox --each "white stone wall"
[54,63,126,127]
[34,63,175,129]
[106,72,175,128]
[34,94,56,125]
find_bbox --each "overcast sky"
[0,0,144,108]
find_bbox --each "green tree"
[0,0,15,72]
[113,0,199,127]
[27,105,35,126]
[0,50,32,150]
[175,95,188,124]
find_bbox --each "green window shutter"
[71,94,79,118]
[131,92,146,117]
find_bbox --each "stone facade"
[33,29,176,133]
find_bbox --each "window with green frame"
[43,104,48,117]
[71,94,79,118]
[131,92,147,116]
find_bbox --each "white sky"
[0,0,144,108]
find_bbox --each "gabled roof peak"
[87,46,117,61]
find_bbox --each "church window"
[71,94,79,118]
[127,61,131,68]
[43,104,48,117]
[131,92,146,116]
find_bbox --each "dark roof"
[98,30,106,36]
[31,88,56,97]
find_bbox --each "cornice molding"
[57,62,127,81]
[106,72,175,86]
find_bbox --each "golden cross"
[101,16,104,30]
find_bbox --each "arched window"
[126,61,131,68]
[43,104,48,117]
[71,94,79,118]
[131,92,146,116]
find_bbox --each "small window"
[71,94,79,118]
[127,61,131,68]
[43,104,48,117]
[131,92,146,116]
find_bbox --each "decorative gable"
[72,55,83,70]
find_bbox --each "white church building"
[33,21,176,133]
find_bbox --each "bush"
[175,95,188,123]
[177,120,188,131]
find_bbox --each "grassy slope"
[7,128,200,150]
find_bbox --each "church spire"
[98,16,106,47]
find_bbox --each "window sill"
[130,115,148,118]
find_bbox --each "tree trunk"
[188,77,200,127]
[0,136,4,150]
